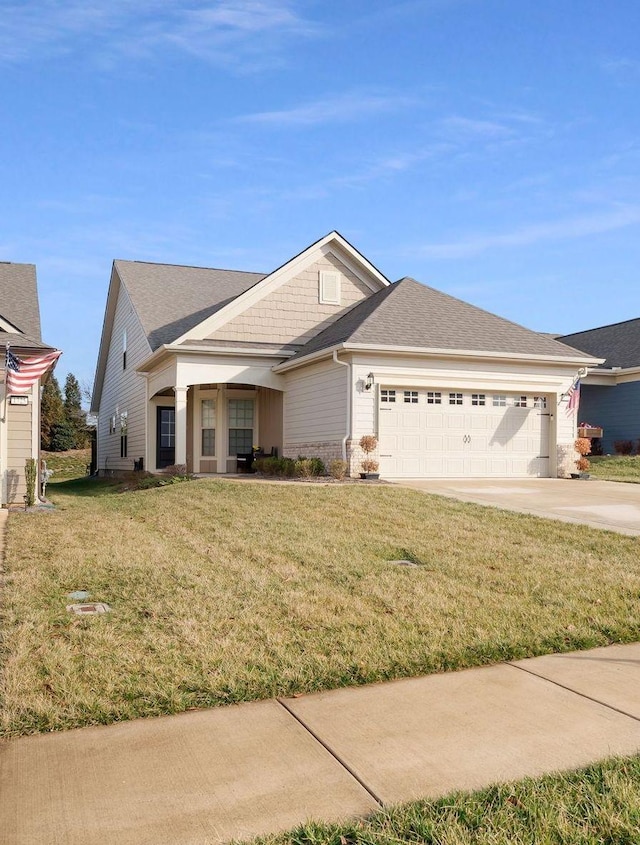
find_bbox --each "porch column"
[174,386,188,467]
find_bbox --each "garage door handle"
[380,454,392,457]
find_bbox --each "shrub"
[24,458,37,507]
[614,440,634,455]
[258,456,296,477]
[361,458,379,473]
[329,459,348,479]
[576,456,591,472]
[295,458,314,478]
[590,437,603,456]
[164,464,190,477]
[309,457,325,476]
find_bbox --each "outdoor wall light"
[365,373,375,391]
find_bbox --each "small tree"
[359,434,379,475]
[575,437,591,474]
[64,373,87,448]
[41,374,64,450]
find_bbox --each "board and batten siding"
[97,280,151,473]
[282,360,347,461]
[207,254,373,346]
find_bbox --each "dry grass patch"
[1,477,640,736]
[253,755,640,845]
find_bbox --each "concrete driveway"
[392,478,640,536]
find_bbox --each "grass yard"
[1,476,640,736]
[589,455,640,483]
[41,449,91,480]
[251,755,640,845]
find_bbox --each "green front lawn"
[252,755,640,845]
[589,455,640,483]
[1,477,640,736]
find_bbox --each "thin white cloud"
[234,90,417,127]
[412,206,640,259]
[0,1,320,68]
[439,115,514,139]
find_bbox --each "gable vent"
[319,271,341,305]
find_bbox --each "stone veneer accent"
[557,442,579,478]
[282,441,344,468]
[346,438,380,478]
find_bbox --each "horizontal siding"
[6,400,33,502]
[209,254,373,346]
[580,382,640,453]
[96,279,151,472]
[283,361,347,443]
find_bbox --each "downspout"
[333,350,351,462]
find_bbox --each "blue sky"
[2,0,640,389]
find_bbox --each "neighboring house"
[0,263,57,505]
[91,232,599,480]
[558,319,640,454]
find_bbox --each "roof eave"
[274,342,604,373]
[136,342,294,374]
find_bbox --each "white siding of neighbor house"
[283,360,347,457]
[97,280,151,473]
[207,254,373,346]
[348,354,580,477]
[5,388,36,503]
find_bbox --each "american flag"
[565,379,581,416]
[5,347,61,394]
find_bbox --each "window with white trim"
[228,398,254,456]
[514,396,528,408]
[403,390,418,404]
[471,393,486,406]
[319,271,341,305]
[201,399,216,456]
[120,411,128,458]
[449,392,463,405]
[427,391,442,405]
[533,396,547,409]
[109,414,117,434]
[381,389,396,403]
[492,395,506,407]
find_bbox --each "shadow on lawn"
[47,477,121,499]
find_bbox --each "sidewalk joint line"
[506,661,640,724]
[276,698,385,808]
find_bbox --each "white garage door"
[378,388,550,478]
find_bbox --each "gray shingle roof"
[558,319,640,369]
[115,260,266,350]
[0,262,44,346]
[289,277,591,361]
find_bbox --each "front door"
[156,406,175,468]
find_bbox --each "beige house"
[0,263,57,505]
[91,232,600,479]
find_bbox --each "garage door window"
[449,393,463,405]
[427,392,442,404]
[471,394,486,406]
[514,396,528,408]
[534,396,547,409]
[404,391,418,404]
[381,390,396,403]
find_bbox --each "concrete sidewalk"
[2,642,640,845]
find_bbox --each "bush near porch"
[1,477,640,736]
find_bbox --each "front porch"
[149,383,283,474]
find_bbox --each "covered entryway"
[378,388,550,478]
